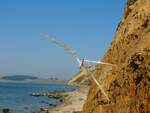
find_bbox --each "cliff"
[82,0,150,113]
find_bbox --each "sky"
[0,0,127,80]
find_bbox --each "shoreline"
[39,86,89,113]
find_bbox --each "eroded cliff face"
[82,0,150,113]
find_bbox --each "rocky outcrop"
[82,0,150,113]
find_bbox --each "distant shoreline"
[0,79,66,85]
[0,75,66,85]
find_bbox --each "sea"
[0,82,76,113]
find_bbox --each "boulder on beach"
[2,108,10,113]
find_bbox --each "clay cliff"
[82,0,150,113]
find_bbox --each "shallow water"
[0,83,76,113]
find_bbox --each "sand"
[40,86,89,113]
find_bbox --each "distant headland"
[1,75,38,81]
[0,75,65,84]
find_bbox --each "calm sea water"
[0,83,76,113]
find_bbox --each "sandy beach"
[40,86,89,113]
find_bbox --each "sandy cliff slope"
[82,0,150,113]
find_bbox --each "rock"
[31,92,65,99]
[47,93,63,99]
[2,108,9,113]
[40,108,48,112]
[31,93,41,97]
[39,100,45,103]
[59,99,63,102]
[49,103,53,106]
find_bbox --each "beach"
[40,86,89,113]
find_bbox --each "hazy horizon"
[0,0,127,80]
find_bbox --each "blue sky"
[0,0,127,79]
